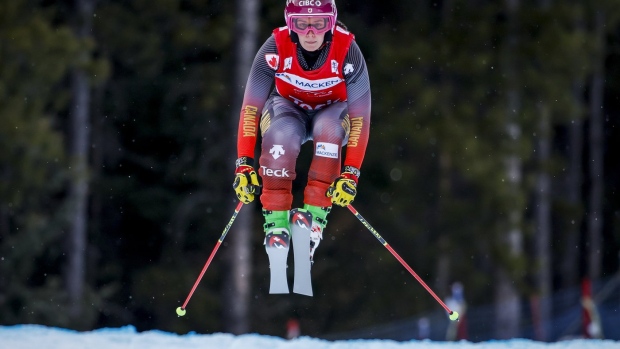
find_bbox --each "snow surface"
[1,325,619,349]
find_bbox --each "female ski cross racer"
[233,0,371,295]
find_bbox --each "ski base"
[265,232,290,294]
[290,208,313,297]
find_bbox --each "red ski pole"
[176,201,244,317]
[347,204,459,321]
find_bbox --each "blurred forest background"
[1,0,620,342]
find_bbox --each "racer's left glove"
[326,166,360,207]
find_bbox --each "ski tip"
[448,310,459,321]
[176,307,187,317]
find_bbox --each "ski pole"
[176,201,244,317]
[347,204,459,321]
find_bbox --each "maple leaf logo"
[265,54,279,70]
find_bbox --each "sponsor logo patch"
[265,54,279,70]
[261,166,291,178]
[344,63,355,75]
[284,57,293,70]
[331,60,339,74]
[315,142,339,159]
[297,0,322,6]
[269,145,285,159]
[275,73,343,91]
[267,234,288,248]
[292,212,311,228]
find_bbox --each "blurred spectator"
[417,317,430,339]
[286,317,301,340]
[445,282,468,341]
[581,278,604,339]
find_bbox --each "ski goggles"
[288,16,333,35]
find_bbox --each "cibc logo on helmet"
[298,0,322,5]
[286,0,326,6]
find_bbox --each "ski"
[265,231,290,294]
[290,208,313,296]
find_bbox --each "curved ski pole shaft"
[347,204,456,317]
[180,201,244,311]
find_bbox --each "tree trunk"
[532,1,553,340]
[495,0,522,339]
[89,84,105,269]
[66,0,94,321]
[587,9,605,281]
[433,0,454,299]
[434,152,451,297]
[560,3,586,289]
[222,0,259,335]
[534,103,552,341]
[561,85,585,289]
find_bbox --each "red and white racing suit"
[237,26,371,210]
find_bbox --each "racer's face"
[297,28,325,52]
[292,17,328,52]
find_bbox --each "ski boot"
[289,204,330,296]
[304,204,330,262]
[263,209,290,294]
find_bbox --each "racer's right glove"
[233,157,261,204]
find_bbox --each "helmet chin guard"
[284,0,338,34]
